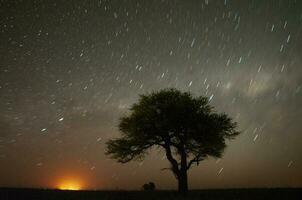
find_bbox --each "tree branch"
[164,140,180,176]
[187,154,204,170]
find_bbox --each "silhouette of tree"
[106,88,240,194]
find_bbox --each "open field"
[0,188,301,200]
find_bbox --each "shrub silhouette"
[142,182,156,191]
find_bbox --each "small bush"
[142,182,156,191]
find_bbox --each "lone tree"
[106,88,239,194]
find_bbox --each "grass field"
[0,188,301,200]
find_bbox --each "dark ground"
[0,188,301,200]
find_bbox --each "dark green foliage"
[106,88,240,193]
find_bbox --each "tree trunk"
[178,145,188,195]
[164,140,189,195]
[178,168,188,195]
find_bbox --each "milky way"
[0,0,302,189]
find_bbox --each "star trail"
[0,0,301,190]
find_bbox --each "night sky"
[0,0,302,190]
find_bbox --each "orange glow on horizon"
[57,178,83,191]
